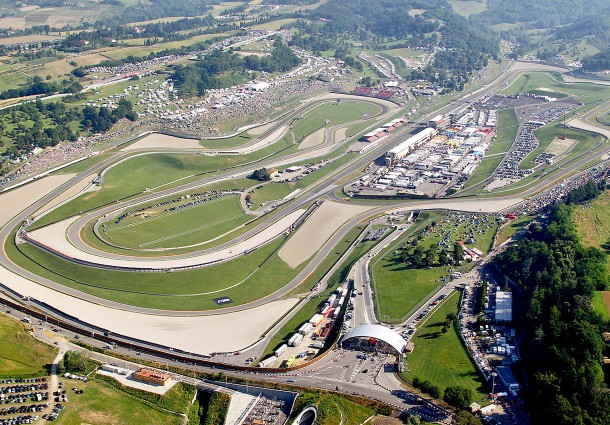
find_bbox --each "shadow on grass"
[419,331,443,340]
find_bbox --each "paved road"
[1,61,609,411]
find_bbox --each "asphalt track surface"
[1,62,609,336]
[1,62,609,421]
[4,62,610,317]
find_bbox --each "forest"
[0,76,82,101]
[0,98,136,158]
[494,186,610,425]
[581,50,610,72]
[472,0,610,29]
[171,40,300,97]
[287,0,498,90]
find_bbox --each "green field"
[292,101,381,143]
[449,0,488,17]
[199,100,380,151]
[599,111,610,126]
[33,138,296,229]
[403,291,488,401]
[511,72,610,106]
[8,234,306,310]
[0,314,57,377]
[592,291,610,321]
[573,189,610,253]
[103,194,250,249]
[521,123,604,170]
[501,74,529,96]
[463,108,518,190]
[372,211,498,322]
[55,378,187,425]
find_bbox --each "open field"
[250,18,298,31]
[101,31,238,61]
[0,314,56,378]
[0,34,62,44]
[574,189,610,250]
[0,5,113,29]
[373,211,498,322]
[103,195,250,249]
[291,101,382,144]
[402,291,488,401]
[463,108,518,189]
[78,178,256,256]
[501,74,529,96]
[449,0,488,17]
[54,378,186,425]
[521,72,610,105]
[592,291,610,321]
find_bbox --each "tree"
[250,168,271,181]
[443,386,473,410]
[62,350,88,373]
[453,243,464,264]
[455,410,483,425]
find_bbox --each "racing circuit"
[1,61,610,420]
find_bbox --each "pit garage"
[340,324,407,354]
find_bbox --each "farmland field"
[449,0,488,17]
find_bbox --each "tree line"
[0,75,82,101]
[493,189,610,424]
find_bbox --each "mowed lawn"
[292,101,381,143]
[35,139,294,229]
[105,195,249,249]
[55,379,185,425]
[0,314,56,377]
[403,291,488,401]
[515,72,610,106]
[9,236,304,311]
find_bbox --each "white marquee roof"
[343,324,406,353]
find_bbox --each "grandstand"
[375,90,395,99]
[353,87,374,96]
